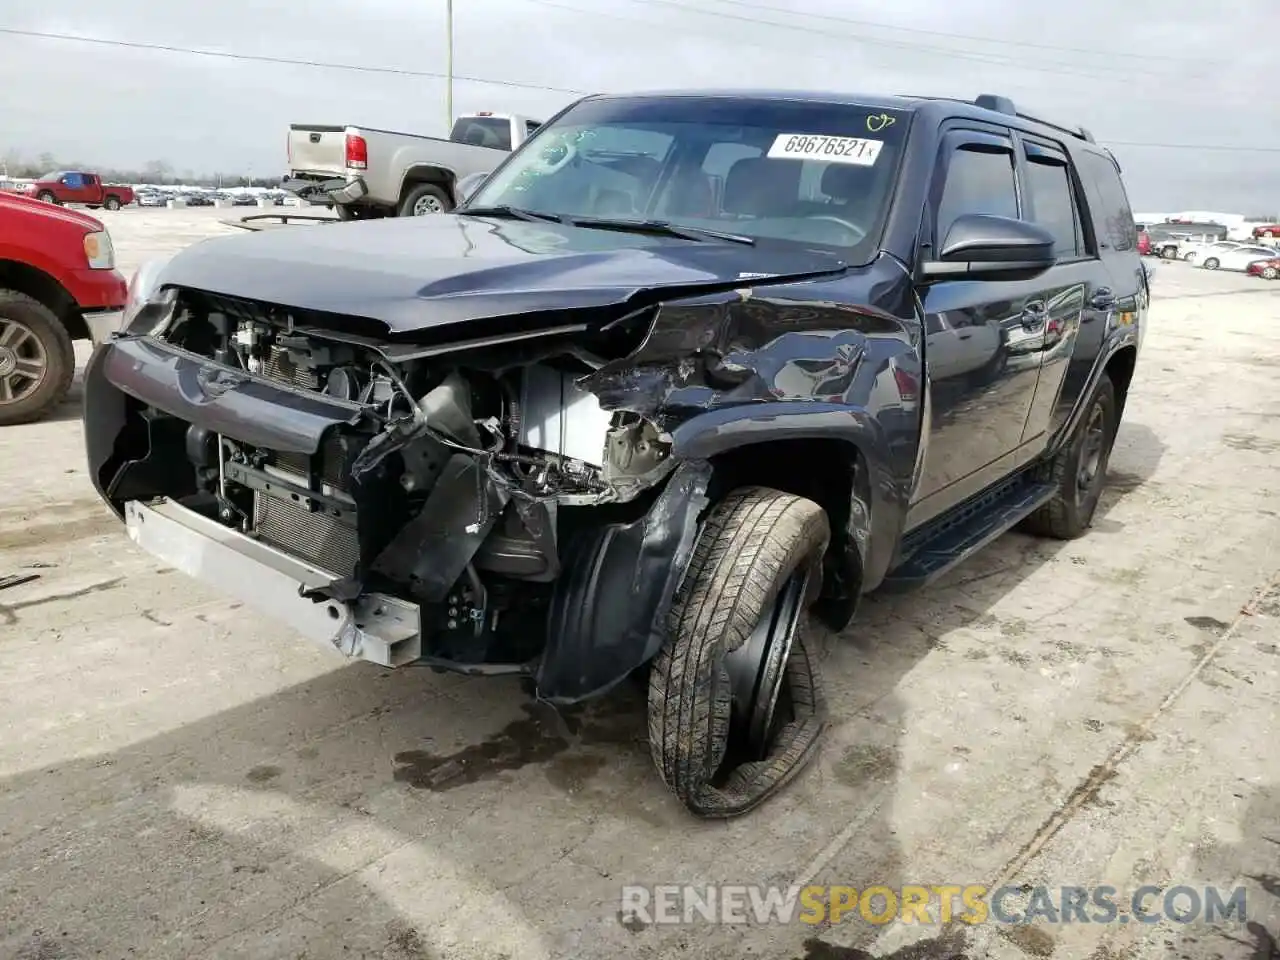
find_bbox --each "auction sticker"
[767,134,883,166]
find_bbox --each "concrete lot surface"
[1,211,1277,960]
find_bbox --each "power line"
[698,0,1214,66]
[0,26,592,96]
[614,0,1190,84]
[1106,141,1280,154]
[524,0,1126,87]
[4,24,1278,155]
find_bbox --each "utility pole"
[445,0,454,132]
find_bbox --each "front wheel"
[1262,266,1278,280]
[647,487,829,818]
[1202,257,1220,270]
[1021,373,1118,540]
[0,291,75,426]
[36,191,57,204]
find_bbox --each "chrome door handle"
[1020,301,1047,330]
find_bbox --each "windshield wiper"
[456,205,564,224]
[564,216,756,246]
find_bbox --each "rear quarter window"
[1076,151,1137,253]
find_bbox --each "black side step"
[879,474,1056,592]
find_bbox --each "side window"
[936,144,1019,245]
[1023,152,1083,258]
[1077,152,1137,253]
[525,120,540,137]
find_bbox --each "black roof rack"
[973,93,1096,143]
[903,93,1096,144]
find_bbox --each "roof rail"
[901,93,1097,144]
[974,93,1017,115]
[972,93,1096,143]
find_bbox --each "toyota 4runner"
[84,90,1146,818]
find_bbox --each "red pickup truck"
[31,171,135,211]
[0,193,128,424]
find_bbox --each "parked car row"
[133,188,287,208]
[1138,230,1279,278]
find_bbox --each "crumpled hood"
[157,213,848,334]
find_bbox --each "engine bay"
[152,295,678,665]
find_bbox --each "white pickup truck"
[283,112,542,219]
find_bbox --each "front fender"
[669,401,909,598]
[537,459,712,705]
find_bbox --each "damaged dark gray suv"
[84,90,1146,818]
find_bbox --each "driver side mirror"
[920,214,1056,281]
[456,171,491,206]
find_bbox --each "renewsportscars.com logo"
[619,884,1249,927]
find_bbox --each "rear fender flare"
[1046,329,1140,456]
[398,165,458,203]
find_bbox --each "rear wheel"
[103,196,121,211]
[647,487,829,818]
[398,183,452,217]
[1203,257,1220,270]
[1263,266,1278,280]
[0,291,75,426]
[1021,373,1117,540]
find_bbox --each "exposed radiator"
[271,438,350,492]
[260,345,320,391]
[254,494,360,577]
[253,436,360,577]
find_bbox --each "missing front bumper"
[124,497,421,667]
[83,309,124,347]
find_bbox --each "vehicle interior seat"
[721,157,804,219]
[816,164,877,223]
[660,170,716,218]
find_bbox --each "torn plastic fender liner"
[538,459,712,705]
[98,335,366,454]
[369,453,511,601]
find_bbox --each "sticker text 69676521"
[766,134,883,166]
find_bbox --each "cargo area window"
[1076,152,1138,253]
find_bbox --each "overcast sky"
[1,0,1276,211]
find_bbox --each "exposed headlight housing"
[120,257,178,337]
[83,230,115,270]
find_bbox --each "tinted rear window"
[1024,152,1083,258]
[451,117,512,151]
[1076,152,1137,253]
